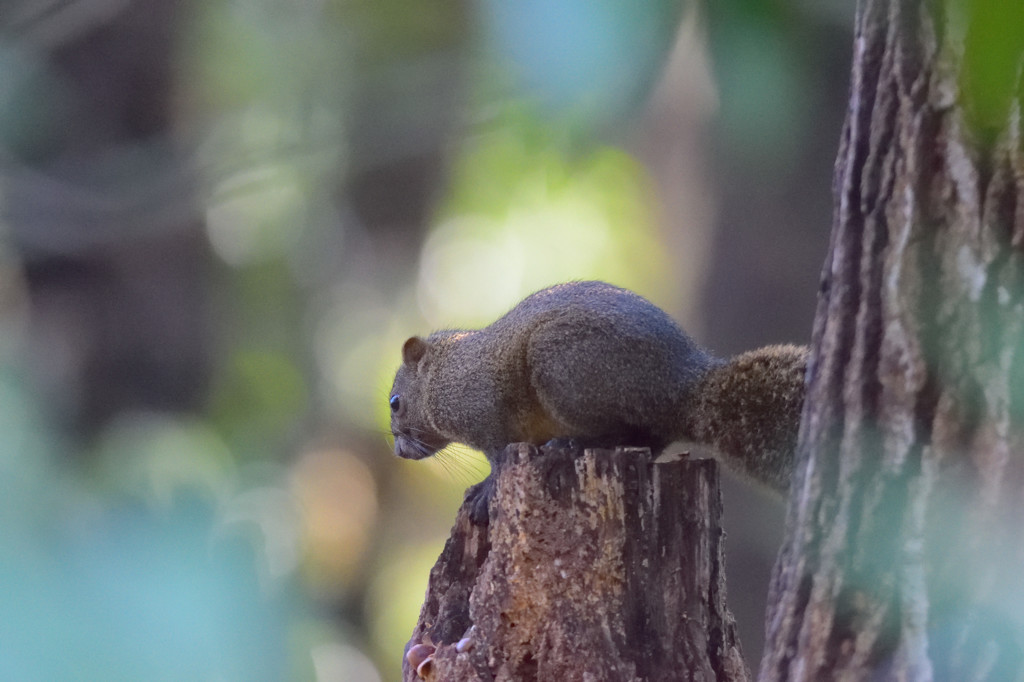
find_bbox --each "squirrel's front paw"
[464,476,495,525]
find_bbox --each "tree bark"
[761,1,1024,680]
[403,443,748,682]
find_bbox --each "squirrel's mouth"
[393,432,448,460]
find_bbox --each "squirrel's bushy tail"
[684,345,809,495]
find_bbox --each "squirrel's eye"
[389,394,401,412]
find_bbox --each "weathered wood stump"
[403,442,749,682]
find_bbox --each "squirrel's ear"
[402,336,429,365]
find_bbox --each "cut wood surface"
[403,443,749,682]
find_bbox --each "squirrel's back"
[479,281,716,451]
[390,280,807,497]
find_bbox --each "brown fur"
[685,345,808,495]
[389,281,808,496]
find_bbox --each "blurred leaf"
[707,9,807,166]
[0,44,71,161]
[480,0,685,132]
[0,496,294,680]
[92,414,235,507]
[344,0,467,62]
[961,0,1024,139]
[210,349,308,458]
[0,368,59,535]
[418,110,667,326]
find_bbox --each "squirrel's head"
[390,336,451,460]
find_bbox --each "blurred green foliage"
[0,0,683,675]
[961,0,1024,139]
[0,370,296,680]
[416,108,669,326]
[479,0,684,131]
[0,0,878,677]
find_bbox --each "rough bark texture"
[761,0,1024,680]
[403,443,748,682]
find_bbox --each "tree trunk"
[403,443,749,682]
[761,1,1024,680]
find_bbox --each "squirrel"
[389,281,807,519]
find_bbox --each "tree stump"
[402,442,749,682]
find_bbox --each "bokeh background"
[0,0,851,679]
